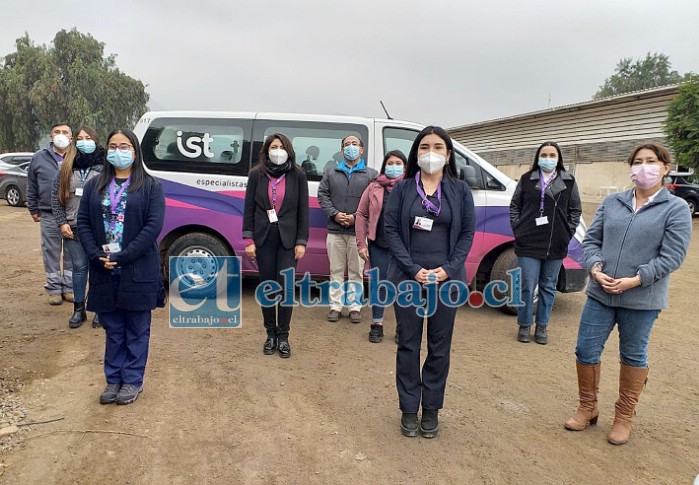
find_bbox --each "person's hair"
[532,141,566,171]
[340,135,364,148]
[253,133,298,171]
[404,126,457,179]
[50,123,72,134]
[95,129,151,193]
[57,126,101,205]
[627,142,672,166]
[379,150,407,174]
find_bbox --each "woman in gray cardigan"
[564,143,692,445]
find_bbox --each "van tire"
[491,248,537,316]
[164,232,232,291]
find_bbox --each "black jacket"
[242,167,309,249]
[384,176,476,284]
[77,176,166,312]
[509,169,582,260]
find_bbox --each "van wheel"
[165,233,232,293]
[490,248,537,316]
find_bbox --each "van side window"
[383,127,418,158]
[253,121,369,182]
[141,118,252,176]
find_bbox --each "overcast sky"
[2,0,698,128]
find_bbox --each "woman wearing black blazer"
[384,126,476,438]
[77,129,165,406]
[243,133,309,358]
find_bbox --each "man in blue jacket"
[27,123,74,305]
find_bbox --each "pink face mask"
[630,164,662,189]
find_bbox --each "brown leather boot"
[607,363,649,445]
[564,361,601,431]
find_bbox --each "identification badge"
[535,216,549,226]
[413,216,434,231]
[267,209,278,223]
[75,187,84,196]
[102,243,121,254]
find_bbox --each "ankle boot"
[607,363,649,445]
[69,302,87,328]
[565,361,601,431]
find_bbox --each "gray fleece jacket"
[584,188,692,310]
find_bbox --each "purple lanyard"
[415,172,442,216]
[267,173,285,210]
[538,170,556,214]
[108,177,130,228]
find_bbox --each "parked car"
[0,161,30,207]
[0,152,34,172]
[666,172,699,215]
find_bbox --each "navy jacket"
[27,143,63,214]
[242,167,309,249]
[384,176,476,284]
[77,176,166,312]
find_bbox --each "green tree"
[593,52,689,100]
[0,28,149,151]
[665,77,699,171]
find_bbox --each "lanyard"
[538,170,556,214]
[79,168,90,186]
[267,173,285,210]
[108,177,131,229]
[415,172,442,216]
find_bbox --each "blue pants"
[368,241,391,323]
[575,297,659,368]
[100,279,152,386]
[64,230,88,303]
[395,288,458,412]
[517,256,563,327]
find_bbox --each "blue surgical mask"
[107,149,134,170]
[385,165,404,179]
[76,140,96,154]
[344,144,360,161]
[538,158,558,172]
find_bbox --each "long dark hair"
[95,129,151,193]
[404,126,457,179]
[252,133,298,175]
[532,141,565,172]
[379,150,407,175]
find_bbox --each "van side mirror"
[459,165,479,188]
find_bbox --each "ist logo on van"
[176,130,215,159]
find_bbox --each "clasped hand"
[334,212,354,228]
[414,267,448,284]
[594,271,640,294]
[99,256,118,270]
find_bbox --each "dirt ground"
[0,201,697,485]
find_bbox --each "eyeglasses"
[108,143,133,152]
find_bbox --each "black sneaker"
[420,409,439,438]
[99,383,120,404]
[263,336,277,355]
[369,324,384,343]
[517,325,531,343]
[400,412,418,437]
[534,325,548,345]
[115,384,142,405]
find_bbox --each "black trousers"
[394,289,458,413]
[256,225,297,338]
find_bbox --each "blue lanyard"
[79,169,90,186]
[108,177,131,230]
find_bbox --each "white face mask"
[417,152,447,175]
[268,148,288,165]
[53,134,70,150]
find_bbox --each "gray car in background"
[0,161,30,207]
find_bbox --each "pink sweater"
[355,180,390,250]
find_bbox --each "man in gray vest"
[27,123,74,305]
[318,135,377,323]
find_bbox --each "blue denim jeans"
[517,256,563,327]
[575,297,659,368]
[368,241,391,323]
[64,230,88,303]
